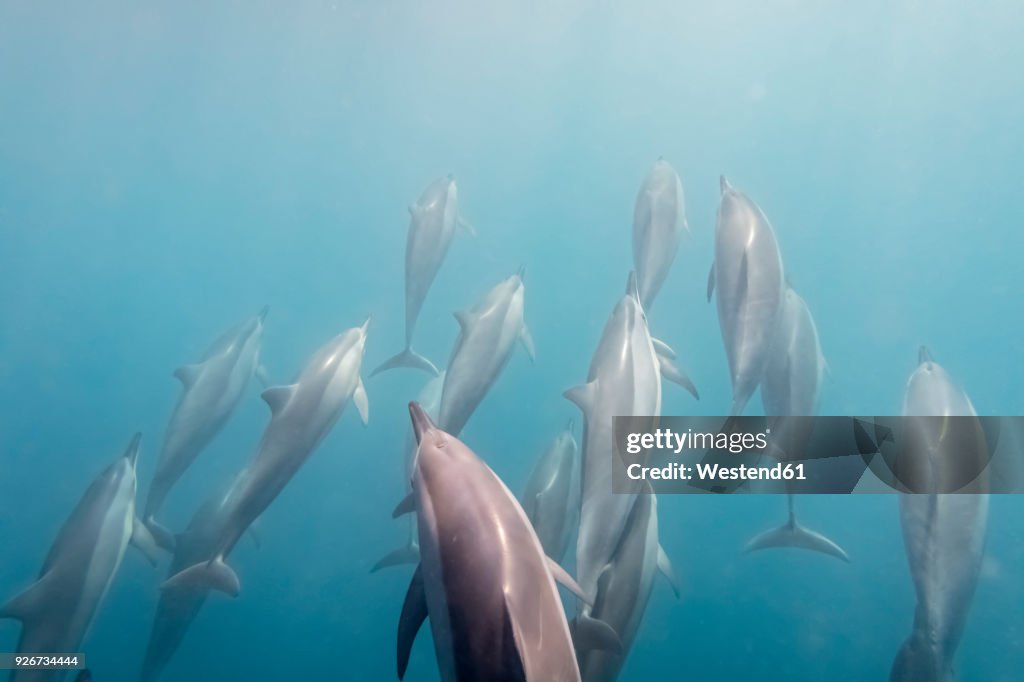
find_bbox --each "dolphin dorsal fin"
[564,380,599,418]
[397,565,427,680]
[261,384,297,414]
[173,364,203,387]
[453,310,474,333]
[0,571,57,623]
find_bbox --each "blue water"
[2,2,1023,680]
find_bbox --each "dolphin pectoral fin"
[261,384,298,415]
[573,615,624,656]
[131,517,161,566]
[370,348,440,377]
[255,364,272,388]
[544,557,589,606]
[657,545,682,598]
[651,337,677,360]
[353,377,370,425]
[173,364,203,388]
[744,522,850,562]
[162,557,241,597]
[659,357,699,401]
[144,517,177,553]
[392,493,416,518]
[397,564,427,680]
[372,543,420,573]
[457,215,476,237]
[0,571,56,622]
[519,325,536,363]
[564,380,599,417]
[706,262,715,302]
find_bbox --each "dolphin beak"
[626,271,640,302]
[258,305,270,322]
[360,316,371,335]
[516,264,526,281]
[409,401,436,445]
[123,432,142,468]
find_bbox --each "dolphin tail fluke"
[571,615,624,657]
[161,556,241,597]
[145,517,177,553]
[744,521,850,562]
[371,543,420,573]
[370,347,439,378]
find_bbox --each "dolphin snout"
[123,432,143,467]
[409,401,438,445]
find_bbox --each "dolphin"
[139,480,238,682]
[577,485,679,682]
[373,176,472,377]
[372,370,446,572]
[707,177,785,416]
[436,270,534,437]
[746,287,849,561]
[521,419,581,563]
[632,158,688,310]
[161,321,370,596]
[143,306,269,551]
[1,434,158,682]
[889,348,988,682]
[565,272,696,609]
[395,402,586,682]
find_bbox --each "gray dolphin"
[372,369,446,572]
[632,158,688,310]
[395,402,584,682]
[139,479,238,682]
[565,272,696,610]
[436,270,533,437]
[374,176,472,377]
[1,434,158,682]
[161,321,370,596]
[143,306,269,551]
[577,485,679,682]
[890,348,988,682]
[707,177,785,416]
[521,419,580,563]
[746,287,849,561]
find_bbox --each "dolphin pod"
[521,419,581,563]
[161,320,370,597]
[707,176,785,416]
[436,270,534,436]
[372,369,447,573]
[394,402,583,682]
[566,271,696,611]
[374,175,472,377]
[889,348,989,682]
[577,484,680,682]
[746,286,849,561]
[632,158,688,310]
[143,306,269,551]
[1,434,158,682]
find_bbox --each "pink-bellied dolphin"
[394,402,585,682]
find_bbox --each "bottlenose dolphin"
[162,321,370,596]
[521,419,580,563]
[707,177,785,416]
[566,272,696,609]
[374,176,472,377]
[1,434,158,682]
[577,485,679,682]
[890,348,988,682]
[436,270,533,436]
[395,402,584,682]
[632,158,688,310]
[747,287,849,561]
[139,480,238,682]
[143,306,269,551]
[371,370,446,572]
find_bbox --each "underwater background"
[1,1,1022,680]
